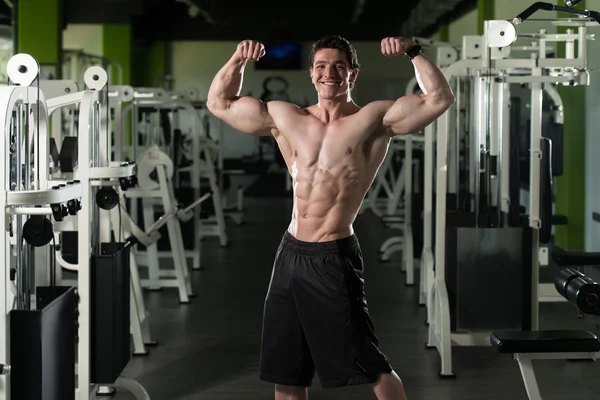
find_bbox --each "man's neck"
[316,97,358,123]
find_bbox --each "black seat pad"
[490,330,600,353]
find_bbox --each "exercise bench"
[491,267,600,400]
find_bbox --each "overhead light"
[188,4,199,17]
[173,0,215,24]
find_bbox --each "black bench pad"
[490,330,600,353]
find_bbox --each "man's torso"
[267,101,395,242]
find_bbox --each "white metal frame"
[122,88,225,272]
[126,145,195,303]
[56,65,148,400]
[512,351,598,400]
[43,77,158,358]
[0,54,85,399]
[0,53,151,399]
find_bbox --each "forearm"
[410,55,453,102]
[206,55,248,110]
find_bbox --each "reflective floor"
[110,184,600,400]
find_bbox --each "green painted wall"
[478,0,495,35]
[133,41,167,87]
[102,24,131,85]
[554,1,586,250]
[438,24,449,42]
[17,0,63,76]
[146,41,167,87]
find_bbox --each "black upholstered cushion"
[490,330,600,353]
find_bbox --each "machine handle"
[539,137,553,244]
[566,0,583,7]
[513,2,600,25]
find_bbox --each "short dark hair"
[309,35,360,70]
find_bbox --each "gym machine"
[0,54,83,400]
[426,1,599,377]
[111,87,210,303]
[45,60,149,399]
[491,266,600,400]
[116,89,192,295]
[122,88,225,274]
[43,77,163,358]
[168,89,232,243]
[127,143,199,301]
[0,53,150,399]
[177,89,246,227]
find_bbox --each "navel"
[294,150,298,157]
[346,147,353,155]
[303,214,308,219]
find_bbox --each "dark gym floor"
[111,174,600,400]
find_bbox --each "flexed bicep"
[217,96,278,137]
[382,94,448,136]
[379,40,455,136]
[206,39,278,137]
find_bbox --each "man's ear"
[350,68,359,84]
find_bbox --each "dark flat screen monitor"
[255,43,303,70]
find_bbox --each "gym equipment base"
[10,286,77,400]
[91,242,131,384]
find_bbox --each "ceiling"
[58,0,476,42]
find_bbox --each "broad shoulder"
[360,100,396,117]
[266,100,308,117]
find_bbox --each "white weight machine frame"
[123,87,225,277]
[110,88,196,302]
[125,144,196,302]
[167,90,229,246]
[0,53,151,399]
[427,17,595,377]
[0,55,85,400]
[44,78,160,359]
[49,63,149,399]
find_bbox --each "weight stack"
[91,242,131,384]
[10,286,77,400]
[445,212,534,332]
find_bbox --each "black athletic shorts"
[259,231,393,388]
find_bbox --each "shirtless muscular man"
[207,35,454,400]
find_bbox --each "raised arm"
[206,40,278,137]
[381,37,455,136]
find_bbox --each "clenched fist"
[381,37,415,56]
[235,40,266,62]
